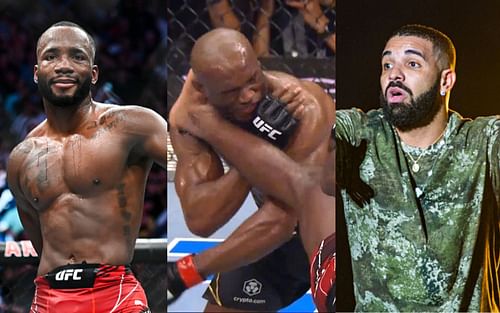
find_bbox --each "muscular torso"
[12,105,153,275]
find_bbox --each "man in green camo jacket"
[336,24,500,311]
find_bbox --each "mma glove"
[167,254,205,306]
[247,95,298,148]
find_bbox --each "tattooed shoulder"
[10,139,35,159]
[98,109,126,131]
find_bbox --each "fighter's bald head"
[190,28,257,82]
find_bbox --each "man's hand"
[167,254,205,306]
[286,0,330,34]
[185,102,223,139]
[171,70,224,138]
[272,84,307,119]
[267,72,317,120]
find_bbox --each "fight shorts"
[30,263,150,313]
[203,234,310,311]
[310,233,335,312]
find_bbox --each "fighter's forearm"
[178,168,251,237]
[193,200,296,277]
[201,120,312,209]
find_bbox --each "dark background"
[336,1,500,311]
[337,0,500,117]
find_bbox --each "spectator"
[286,0,335,54]
[207,0,275,56]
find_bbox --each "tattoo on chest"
[87,111,126,139]
[117,183,132,243]
[69,136,82,177]
[24,140,53,190]
[17,140,34,154]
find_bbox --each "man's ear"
[440,68,456,95]
[33,65,38,84]
[91,65,99,84]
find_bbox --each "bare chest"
[20,133,128,209]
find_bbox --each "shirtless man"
[171,96,336,311]
[168,28,334,312]
[6,21,167,312]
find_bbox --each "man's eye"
[383,63,392,70]
[45,55,55,61]
[74,55,85,61]
[408,61,420,68]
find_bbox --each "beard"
[380,78,441,131]
[38,75,92,107]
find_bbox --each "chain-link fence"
[167,0,336,180]
[0,239,166,313]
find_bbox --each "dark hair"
[390,24,456,71]
[36,21,96,63]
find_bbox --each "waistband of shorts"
[35,263,132,282]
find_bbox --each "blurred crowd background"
[0,1,167,311]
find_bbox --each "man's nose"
[54,56,74,74]
[388,65,404,81]
[239,86,257,104]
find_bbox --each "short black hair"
[389,24,456,71]
[36,21,96,63]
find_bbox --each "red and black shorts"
[310,233,335,313]
[30,263,150,313]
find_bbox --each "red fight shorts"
[310,233,335,313]
[30,264,150,313]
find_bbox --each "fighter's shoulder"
[95,102,165,129]
[12,120,51,156]
[7,137,39,174]
[301,80,333,106]
[96,102,157,117]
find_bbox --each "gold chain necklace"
[406,153,425,173]
[404,126,448,173]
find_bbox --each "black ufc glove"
[167,254,204,306]
[247,95,298,148]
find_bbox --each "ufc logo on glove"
[247,95,297,148]
[252,116,282,140]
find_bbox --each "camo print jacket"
[337,108,500,312]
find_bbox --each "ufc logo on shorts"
[252,116,282,140]
[55,269,83,281]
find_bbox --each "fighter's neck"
[395,108,449,149]
[43,97,95,134]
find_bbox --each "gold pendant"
[412,163,420,172]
